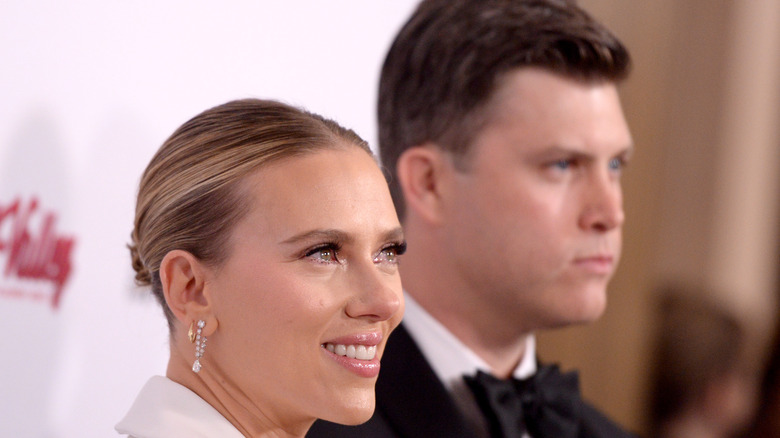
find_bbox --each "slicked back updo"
[129,99,371,329]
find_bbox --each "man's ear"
[396,144,451,226]
[160,249,218,335]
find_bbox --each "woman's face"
[204,146,404,428]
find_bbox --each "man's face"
[438,68,633,332]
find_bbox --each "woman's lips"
[321,332,383,378]
[324,331,383,346]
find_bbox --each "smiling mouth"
[322,343,377,360]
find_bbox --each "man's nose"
[578,170,624,232]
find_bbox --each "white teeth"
[323,343,377,360]
[355,345,367,360]
[356,345,376,360]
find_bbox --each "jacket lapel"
[374,324,476,438]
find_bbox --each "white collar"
[402,293,537,438]
[402,292,537,389]
[115,376,245,438]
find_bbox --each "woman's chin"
[322,395,376,426]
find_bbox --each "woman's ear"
[160,250,218,335]
[395,144,450,226]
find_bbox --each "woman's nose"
[344,265,402,322]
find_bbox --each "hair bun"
[128,242,152,286]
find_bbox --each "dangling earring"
[192,320,207,373]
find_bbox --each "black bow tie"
[464,365,581,438]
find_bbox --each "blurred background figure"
[738,308,780,438]
[647,287,756,438]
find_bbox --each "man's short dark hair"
[378,0,631,218]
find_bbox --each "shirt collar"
[402,291,537,391]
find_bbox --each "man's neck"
[399,223,532,378]
[408,290,530,378]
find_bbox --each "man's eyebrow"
[537,144,634,159]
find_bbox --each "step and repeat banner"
[0,2,417,435]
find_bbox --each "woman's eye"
[552,159,572,170]
[305,245,341,264]
[374,242,407,265]
[374,249,397,264]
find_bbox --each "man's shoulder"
[577,398,639,438]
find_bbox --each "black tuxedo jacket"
[307,324,636,438]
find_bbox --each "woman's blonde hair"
[129,98,371,327]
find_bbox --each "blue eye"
[608,157,624,171]
[553,159,571,170]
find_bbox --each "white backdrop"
[0,2,419,436]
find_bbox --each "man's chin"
[575,289,609,323]
[554,288,609,327]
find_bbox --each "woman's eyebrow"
[279,229,351,246]
[381,227,405,243]
[280,227,404,246]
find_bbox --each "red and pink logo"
[0,196,76,309]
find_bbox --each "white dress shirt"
[402,292,537,438]
[115,376,245,438]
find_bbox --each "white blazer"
[116,376,245,438]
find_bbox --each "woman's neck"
[166,347,313,437]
